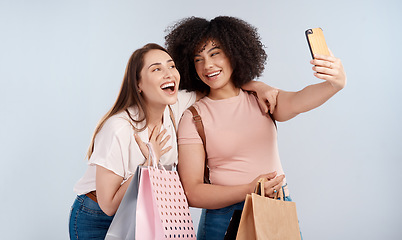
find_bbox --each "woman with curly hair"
[165,16,346,239]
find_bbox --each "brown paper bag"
[236,179,301,240]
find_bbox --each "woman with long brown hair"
[68,43,196,239]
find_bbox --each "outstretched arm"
[273,51,346,122]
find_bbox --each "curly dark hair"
[165,16,267,93]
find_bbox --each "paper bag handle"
[254,178,266,196]
[254,177,285,201]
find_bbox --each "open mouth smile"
[206,71,221,78]
[160,81,176,93]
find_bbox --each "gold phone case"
[305,28,330,58]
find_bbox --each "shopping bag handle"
[255,178,285,201]
[254,178,266,196]
[146,143,167,171]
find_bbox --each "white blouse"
[73,91,196,195]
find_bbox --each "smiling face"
[138,49,180,107]
[194,40,235,99]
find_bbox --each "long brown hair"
[86,43,169,159]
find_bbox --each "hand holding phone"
[306,28,347,91]
[305,28,330,59]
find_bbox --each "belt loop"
[281,184,289,199]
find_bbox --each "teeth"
[207,71,220,77]
[161,82,175,89]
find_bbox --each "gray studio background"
[1,0,401,239]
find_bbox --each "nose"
[203,57,213,70]
[163,67,174,79]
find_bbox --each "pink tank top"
[178,90,285,186]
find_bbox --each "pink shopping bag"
[135,145,196,239]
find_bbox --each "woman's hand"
[249,171,285,198]
[311,50,347,91]
[241,81,279,114]
[134,124,172,166]
[254,84,279,114]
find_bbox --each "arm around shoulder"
[242,80,279,114]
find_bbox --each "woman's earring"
[138,88,142,93]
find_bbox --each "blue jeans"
[69,194,114,240]
[197,189,299,240]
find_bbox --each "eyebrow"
[194,46,220,57]
[147,59,174,69]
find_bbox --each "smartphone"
[305,28,330,59]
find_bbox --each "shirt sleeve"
[177,109,203,145]
[88,117,133,179]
